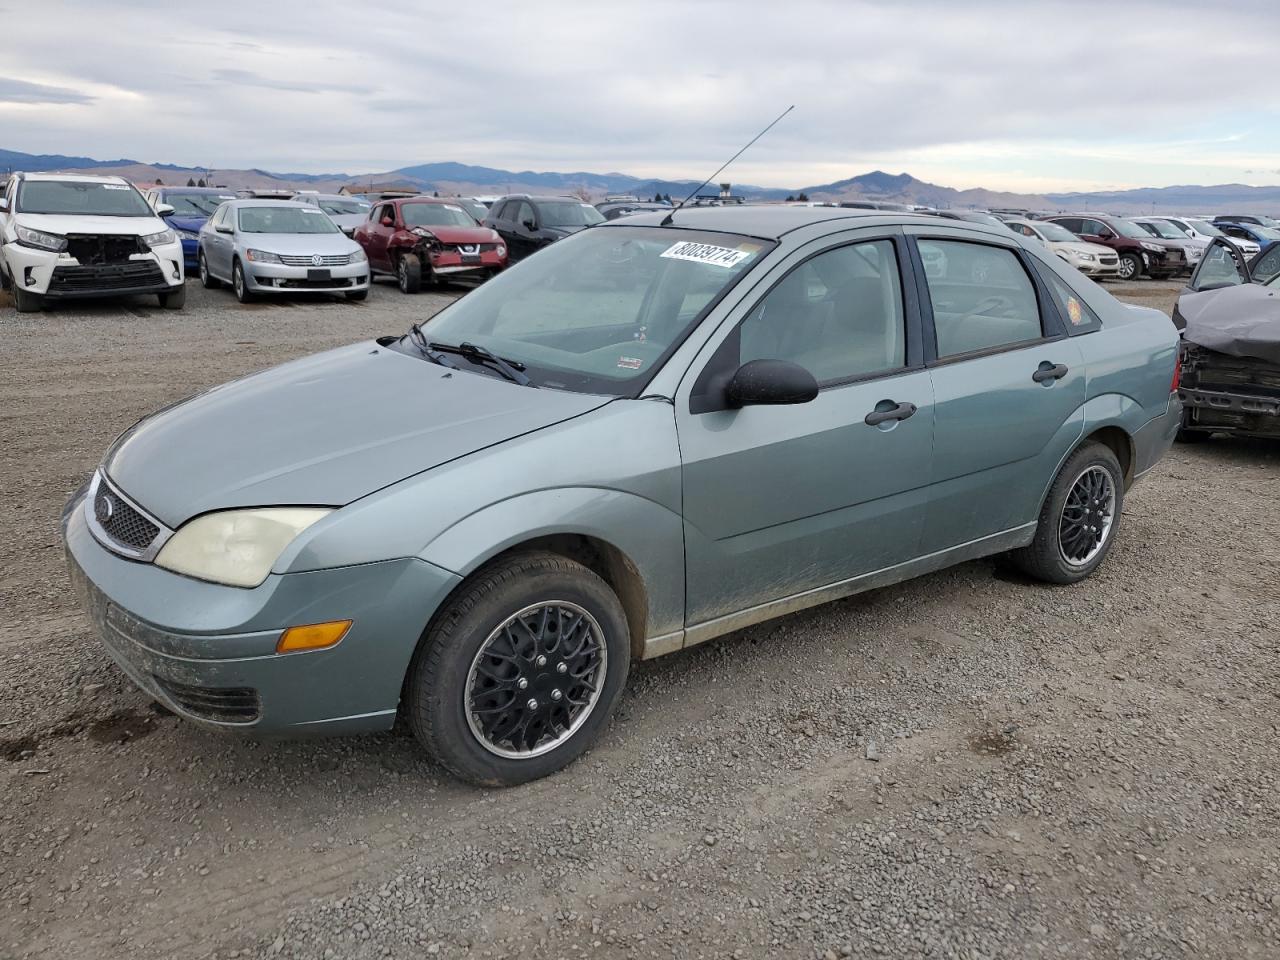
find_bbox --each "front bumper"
[427,250,506,276]
[1178,386,1280,438]
[247,260,370,294]
[1072,258,1120,278]
[62,490,460,736]
[5,240,184,298]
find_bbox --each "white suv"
[0,173,186,313]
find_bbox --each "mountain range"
[4,148,1280,214]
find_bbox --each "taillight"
[1171,351,1182,393]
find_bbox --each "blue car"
[1211,220,1280,257]
[144,186,237,273]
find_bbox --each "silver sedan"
[197,199,370,302]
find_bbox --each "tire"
[1007,441,1124,585]
[406,552,630,786]
[158,283,186,310]
[1117,252,1142,281]
[232,260,253,303]
[0,265,10,290]
[345,289,368,301]
[12,282,42,313]
[396,253,422,294]
[199,250,221,289]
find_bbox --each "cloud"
[0,0,1278,190]
[0,76,93,105]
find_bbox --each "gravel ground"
[1,277,1277,960]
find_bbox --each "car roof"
[393,196,463,205]
[20,172,130,185]
[224,199,312,208]
[156,186,233,194]
[599,205,1016,241]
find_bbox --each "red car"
[354,197,507,293]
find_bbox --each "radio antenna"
[660,105,794,226]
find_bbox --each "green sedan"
[63,207,1181,785]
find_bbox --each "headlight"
[245,248,282,263]
[15,224,67,252]
[1075,252,1096,262]
[142,228,178,248]
[410,227,436,239]
[349,247,367,262]
[1140,242,1163,254]
[496,246,507,258]
[155,507,332,588]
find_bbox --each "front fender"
[419,487,686,642]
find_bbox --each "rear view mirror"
[725,359,819,408]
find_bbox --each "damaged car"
[1173,237,1280,442]
[1,172,186,312]
[354,197,508,292]
[63,207,1180,785]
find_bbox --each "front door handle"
[864,401,917,426]
[1032,362,1069,383]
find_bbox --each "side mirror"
[522,218,537,231]
[155,203,175,216]
[0,197,7,212]
[380,217,394,227]
[1097,229,1114,240]
[215,222,234,234]
[724,359,819,408]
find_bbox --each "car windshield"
[401,203,479,228]
[1034,222,1078,242]
[1139,220,1184,240]
[1187,219,1225,237]
[17,180,153,217]
[1255,226,1280,240]
[538,201,606,228]
[458,200,488,221]
[1111,219,1155,240]
[163,193,234,217]
[318,199,370,216]
[412,226,773,395]
[237,206,338,234]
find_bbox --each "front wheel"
[1007,442,1124,585]
[232,260,253,303]
[12,283,42,313]
[158,283,186,310]
[1117,252,1142,281]
[397,253,422,294]
[406,553,630,786]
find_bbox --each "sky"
[2,0,1279,193]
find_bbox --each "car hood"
[15,213,168,236]
[415,225,500,244]
[1178,283,1280,364]
[1054,240,1113,257]
[166,215,208,233]
[227,231,362,256]
[104,343,612,527]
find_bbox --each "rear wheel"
[199,250,221,289]
[12,282,42,313]
[1008,442,1124,585]
[158,283,186,310]
[406,552,630,786]
[233,260,253,303]
[397,253,422,294]
[1117,252,1142,280]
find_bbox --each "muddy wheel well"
[1083,426,1134,488]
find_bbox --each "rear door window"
[918,240,1043,358]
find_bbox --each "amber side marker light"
[276,620,352,654]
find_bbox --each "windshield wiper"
[429,341,534,387]
[407,323,459,370]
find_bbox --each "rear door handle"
[1032,363,1069,383]
[864,401,917,426]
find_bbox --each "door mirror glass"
[155,203,175,216]
[725,359,819,408]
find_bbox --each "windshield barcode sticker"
[660,241,752,268]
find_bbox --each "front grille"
[277,253,351,267]
[1100,256,1118,265]
[450,243,498,255]
[66,233,146,265]
[94,482,159,550]
[49,262,165,292]
[154,677,261,724]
